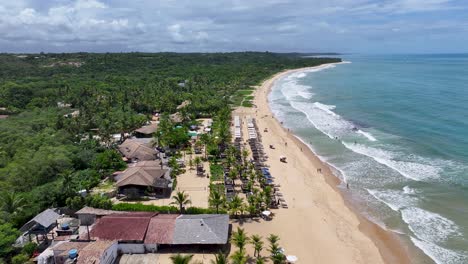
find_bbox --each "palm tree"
[170,191,192,213]
[228,195,244,217]
[255,256,268,264]
[209,190,225,214]
[262,186,273,209]
[188,158,194,170]
[170,254,193,264]
[231,227,250,252]
[242,149,249,165]
[0,192,25,220]
[250,234,264,258]
[230,250,247,264]
[267,234,285,264]
[199,133,211,159]
[270,252,286,264]
[228,168,238,182]
[210,252,228,264]
[194,156,202,169]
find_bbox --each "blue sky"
[0,0,467,53]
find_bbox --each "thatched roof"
[170,112,183,123]
[135,123,158,135]
[115,167,169,188]
[118,139,157,161]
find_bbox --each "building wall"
[101,242,118,264]
[144,244,158,253]
[77,214,96,226]
[118,243,146,254]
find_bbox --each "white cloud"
[0,0,467,53]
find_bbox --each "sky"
[0,0,467,53]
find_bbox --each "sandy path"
[231,65,410,264]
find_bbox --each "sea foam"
[402,207,461,243]
[410,237,468,264]
[342,142,441,181]
[366,189,417,212]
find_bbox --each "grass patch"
[210,163,224,182]
[210,183,225,194]
[235,90,253,96]
[241,100,253,107]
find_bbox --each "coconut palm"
[230,250,247,264]
[210,252,228,264]
[250,234,264,258]
[267,234,285,264]
[228,195,244,217]
[242,149,249,165]
[199,133,211,159]
[0,191,25,220]
[255,256,268,264]
[194,156,202,169]
[270,252,286,264]
[170,254,193,264]
[188,158,194,170]
[231,227,250,252]
[209,190,225,214]
[262,186,273,209]
[170,191,192,213]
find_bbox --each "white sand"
[230,65,410,264]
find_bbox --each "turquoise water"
[269,54,468,264]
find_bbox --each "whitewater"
[269,54,468,264]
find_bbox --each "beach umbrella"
[262,210,271,217]
[286,255,298,263]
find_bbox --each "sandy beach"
[232,65,411,264]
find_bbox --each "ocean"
[268,54,468,264]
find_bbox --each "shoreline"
[254,64,411,263]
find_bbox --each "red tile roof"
[90,213,156,241]
[144,214,179,244]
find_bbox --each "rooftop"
[75,206,119,216]
[77,240,116,264]
[74,209,229,245]
[144,214,178,244]
[90,213,156,241]
[115,167,168,188]
[135,123,158,135]
[173,214,229,245]
[20,208,60,232]
[118,139,158,161]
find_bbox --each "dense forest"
[0,52,340,261]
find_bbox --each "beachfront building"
[39,240,118,264]
[75,207,119,226]
[19,209,60,244]
[118,138,158,162]
[114,163,172,198]
[134,122,158,138]
[89,212,229,251]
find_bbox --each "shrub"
[112,203,227,214]
[21,242,37,257]
[12,254,29,264]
